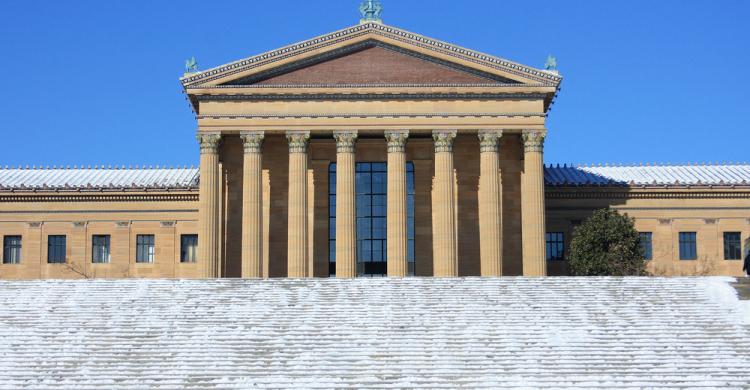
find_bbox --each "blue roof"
[545,164,750,186]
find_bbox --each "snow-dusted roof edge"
[2,163,749,191]
[545,163,750,187]
[0,167,199,192]
[180,22,562,88]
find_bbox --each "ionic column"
[197,132,221,278]
[478,130,503,276]
[432,130,458,277]
[334,131,358,278]
[521,130,547,276]
[240,131,264,278]
[385,130,409,277]
[286,131,310,278]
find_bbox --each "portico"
[185,21,561,278]
[196,128,548,278]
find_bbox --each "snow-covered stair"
[0,277,748,389]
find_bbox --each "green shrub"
[568,208,647,276]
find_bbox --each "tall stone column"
[478,130,503,276]
[432,130,458,277]
[521,130,547,276]
[197,132,221,278]
[286,131,310,278]
[385,130,409,277]
[333,131,358,278]
[240,131,264,278]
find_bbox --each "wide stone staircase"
[0,277,748,389]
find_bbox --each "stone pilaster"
[478,130,503,276]
[385,130,409,277]
[286,131,310,278]
[432,130,458,277]
[521,130,547,276]
[197,132,221,278]
[240,131,264,278]
[333,131,358,278]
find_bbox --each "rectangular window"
[546,232,565,261]
[47,235,67,264]
[136,234,155,263]
[679,232,697,261]
[92,235,111,263]
[724,232,742,260]
[3,235,22,264]
[328,162,415,277]
[180,234,198,263]
[328,163,336,276]
[639,232,653,260]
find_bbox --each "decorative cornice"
[72,221,87,228]
[478,130,503,153]
[193,85,548,90]
[432,130,457,153]
[286,131,310,153]
[27,222,42,229]
[197,133,221,154]
[333,131,358,153]
[545,189,750,200]
[197,112,546,120]
[240,131,265,154]
[384,130,409,153]
[229,41,518,86]
[160,221,176,228]
[0,193,199,203]
[181,23,561,87]
[115,221,131,228]
[522,130,546,153]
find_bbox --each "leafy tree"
[568,208,647,276]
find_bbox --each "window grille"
[180,235,198,263]
[679,232,697,261]
[92,235,111,263]
[545,232,565,261]
[47,235,66,264]
[2,236,22,264]
[136,235,155,263]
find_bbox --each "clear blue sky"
[1,0,747,167]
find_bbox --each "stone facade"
[0,22,748,279]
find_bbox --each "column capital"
[286,131,310,153]
[432,130,457,153]
[521,130,546,153]
[333,130,358,153]
[478,130,504,153]
[384,130,409,153]
[240,131,264,154]
[196,132,221,154]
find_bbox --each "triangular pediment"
[224,42,519,86]
[181,23,562,88]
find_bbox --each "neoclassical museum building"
[1,10,749,280]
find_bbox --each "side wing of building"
[545,164,750,276]
[0,168,200,279]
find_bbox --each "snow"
[545,164,750,186]
[0,277,749,389]
[704,276,750,325]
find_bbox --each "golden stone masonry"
[1,21,748,279]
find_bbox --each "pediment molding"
[223,40,520,86]
[181,23,562,88]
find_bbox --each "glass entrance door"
[355,163,387,276]
[329,162,415,277]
